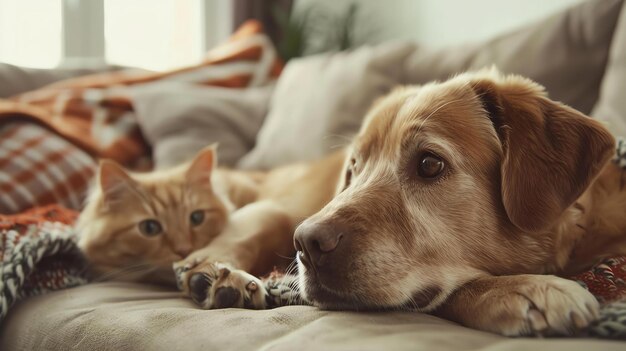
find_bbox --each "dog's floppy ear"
[471,74,614,232]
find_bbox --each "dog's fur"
[179,69,626,336]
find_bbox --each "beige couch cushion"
[403,0,624,115]
[1,282,624,351]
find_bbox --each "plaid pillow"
[0,123,96,214]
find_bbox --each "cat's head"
[77,146,231,283]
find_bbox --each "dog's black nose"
[294,221,343,267]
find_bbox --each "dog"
[179,69,624,336]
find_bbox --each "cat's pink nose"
[175,245,192,258]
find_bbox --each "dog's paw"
[174,259,267,310]
[482,275,599,336]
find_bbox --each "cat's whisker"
[92,268,152,283]
[90,262,159,282]
[322,134,353,144]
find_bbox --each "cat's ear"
[186,144,218,186]
[98,159,137,205]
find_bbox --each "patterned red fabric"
[569,256,626,304]
[0,203,78,229]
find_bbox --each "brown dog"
[180,69,624,336]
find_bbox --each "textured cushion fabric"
[402,0,623,116]
[0,123,96,213]
[591,1,626,137]
[238,42,415,169]
[132,82,273,169]
[1,282,625,351]
[239,0,623,170]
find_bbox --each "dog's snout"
[294,221,344,267]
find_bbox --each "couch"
[1,0,626,349]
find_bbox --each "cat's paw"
[175,259,267,310]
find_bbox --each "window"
[104,0,205,70]
[0,0,63,68]
[0,0,231,70]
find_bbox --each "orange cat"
[77,146,255,284]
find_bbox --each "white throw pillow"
[591,1,626,137]
[238,42,416,169]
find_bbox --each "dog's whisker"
[274,252,296,261]
[278,263,298,289]
[401,291,420,311]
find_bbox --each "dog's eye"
[190,210,205,226]
[138,219,163,236]
[417,153,445,179]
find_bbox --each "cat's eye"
[190,210,205,226]
[138,219,163,236]
[417,152,445,179]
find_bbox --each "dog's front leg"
[434,274,599,336]
[174,200,296,309]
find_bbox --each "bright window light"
[104,0,205,71]
[0,0,63,68]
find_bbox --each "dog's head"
[294,69,614,311]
